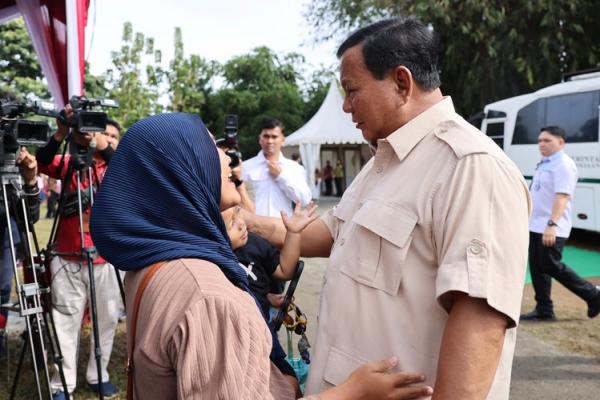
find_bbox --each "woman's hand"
[319,357,433,400]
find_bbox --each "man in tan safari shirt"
[247,17,531,400]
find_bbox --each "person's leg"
[528,232,554,316]
[49,193,59,218]
[50,257,87,394]
[85,263,120,386]
[0,239,15,312]
[546,237,599,303]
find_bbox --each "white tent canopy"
[285,79,366,195]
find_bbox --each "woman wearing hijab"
[90,113,432,400]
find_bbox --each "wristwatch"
[547,219,558,227]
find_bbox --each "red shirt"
[39,154,108,263]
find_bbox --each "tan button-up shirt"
[305,97,531,399]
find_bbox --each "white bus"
[480,71,600,233]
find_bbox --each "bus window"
[546,91,599,143]
[512,90,600,144]
[485,122,504,148]
[512,100,545,144]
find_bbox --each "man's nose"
[342,96,352,113]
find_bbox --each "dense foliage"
[304,0,600,118]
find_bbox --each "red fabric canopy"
[0,0,89,106]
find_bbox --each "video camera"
[0,99,57,167]
[215,114,242,168]
[61,96,119,171]
[62,95,119,133]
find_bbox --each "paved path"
[511,330,600,399]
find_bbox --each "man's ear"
[392,66,413,104]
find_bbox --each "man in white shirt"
[521,126,600,321]
[242,119,311,217]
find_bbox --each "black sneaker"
[520,309,557,321]
[587,287,600,319]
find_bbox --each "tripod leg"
[87,262,104,400]
[4,181,54,400]
[9,333,28,400]
[31,314,53,399]
[41,307,70,400]
[14,316,45,399]
[114,265,126,310]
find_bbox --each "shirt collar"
[384,97,456,161]
[256,151,288,164]
[543,149,564,162]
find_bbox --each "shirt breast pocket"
[247,167,268,182]
[338,200,417,295]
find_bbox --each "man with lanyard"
[36,105,121,399]
[521,126,600,321]
[242,118,311,218]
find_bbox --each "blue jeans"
[0,220,20,321]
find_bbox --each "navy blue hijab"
[90,113,248,290]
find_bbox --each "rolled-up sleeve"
[432,154,531,326]
[319,207,341,240]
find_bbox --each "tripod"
[1,164,69,400]
[44,137,125,400]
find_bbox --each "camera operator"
[216,141,255,213]
[0,147,41,356]
[36,105,121,399]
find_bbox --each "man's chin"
[360,130,377,146]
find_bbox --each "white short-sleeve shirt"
[242,151,311,217]
[529,150,578,237]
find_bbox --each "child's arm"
[272,202,319,280]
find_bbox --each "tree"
[0,18,48,100]
[167,27,221,114]
[104,22,164,128]
[84,61,109,99]
[205,47,307,156]
[304,0,600,117]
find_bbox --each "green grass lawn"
[1,204,129,399]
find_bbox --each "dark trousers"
[324,178,333,196]
[334,177,344,197]
[529,232,597,315]
[46,192,59,218]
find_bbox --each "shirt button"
[339,238,345,246]
[469,244,482,255]
[376,167,383,173]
